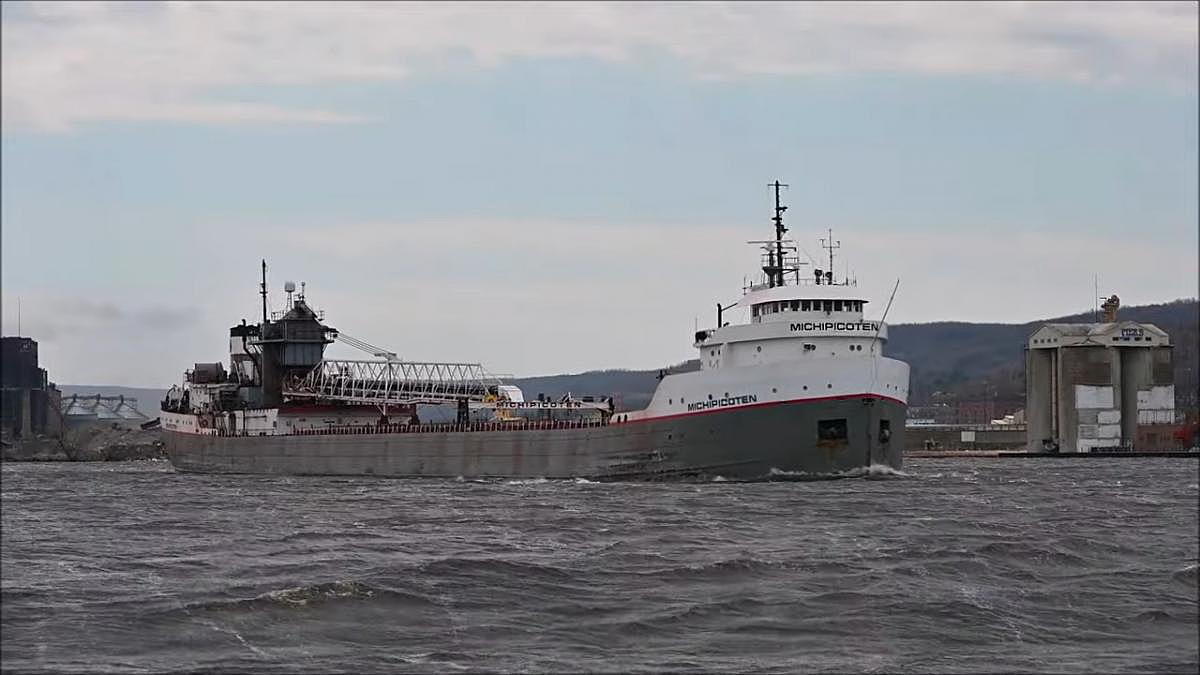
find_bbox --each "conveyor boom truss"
[285,359,502,406]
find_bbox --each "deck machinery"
[161,265,611,432]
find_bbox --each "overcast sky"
[2,1,1197,387]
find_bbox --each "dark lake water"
[2,458,1197,673]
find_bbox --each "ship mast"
[260,259,268,326]
[764,180,789,287]
[820,229,840,286]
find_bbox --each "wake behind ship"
[161,182,910,480]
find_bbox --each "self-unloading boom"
[284,358,502,406]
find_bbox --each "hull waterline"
[166,395,905,481]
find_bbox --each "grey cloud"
[30,298,197,335]
[1,1,1194,131]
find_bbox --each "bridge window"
[801,300,811,311]
[823,300,833,312]
[790,300,799,311]
[834,300,843,312]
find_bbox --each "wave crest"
[766,464,910,481]
[186,580,432,613]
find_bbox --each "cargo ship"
[161,182,909,480]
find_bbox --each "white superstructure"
[619,181,908,423]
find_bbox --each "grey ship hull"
[165,395,905,480]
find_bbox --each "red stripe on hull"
[617,392,905,425]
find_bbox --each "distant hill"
[62,299,1197,415]
[512,361,700,412]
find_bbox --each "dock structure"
[61,394,150,427]
[1025,295,1177,453]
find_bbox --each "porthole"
[669,399,673,404]
[708,394,713,400]
[803,385,808,391]
[772,387,777,393]
[827,383,832,389]
[724,392,729,397]
[756,345,762,352]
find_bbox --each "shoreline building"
[1025,296,1176,452]
[1,336,63,440]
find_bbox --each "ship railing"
[210,419,612,437]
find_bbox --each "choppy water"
[2,459,1197,674]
